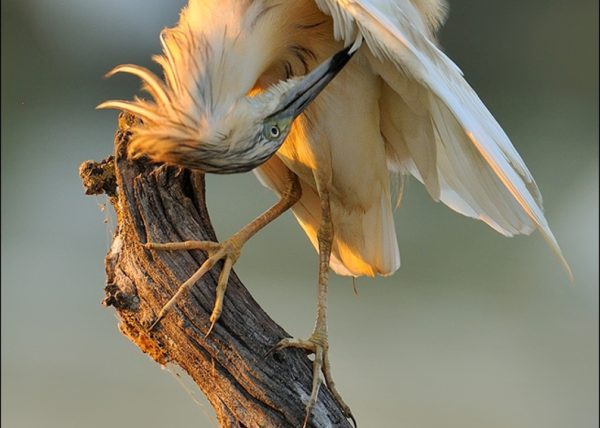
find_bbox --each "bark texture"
[79,114,352,428]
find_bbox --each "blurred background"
[1,0,597,427]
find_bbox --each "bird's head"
[98,27,354,174]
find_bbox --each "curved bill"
[268,45,356,120]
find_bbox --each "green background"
[2,1,598,427]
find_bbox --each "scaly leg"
[147,171,301,333]
[272,184,355,427]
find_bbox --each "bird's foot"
[144,237,241,335]
[273,333,356,428]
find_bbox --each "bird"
[98,0,572,425]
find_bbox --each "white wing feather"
[316,0,571,277]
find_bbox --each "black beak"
[269,45,356,120]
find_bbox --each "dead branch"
[79,114,352,428]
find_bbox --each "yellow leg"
[273,185,355,427]
[147,171,301,333]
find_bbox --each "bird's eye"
[268,125,280,139]
[263,121,289,141]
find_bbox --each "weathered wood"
[80,114,352,428]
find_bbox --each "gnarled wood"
[80,114,352,428]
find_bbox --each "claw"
[275,335,353,427]
[148,316,163,332]
[148,299,175,331]
[143,237,241,333]
[302,410,311,428]
[143,242,156,250]
[204,321,217,338]
[264,340,285,360]
[348,413,358,428]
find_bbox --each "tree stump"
[79,114,353,428]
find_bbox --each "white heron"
[99,0,571,424]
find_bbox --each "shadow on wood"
[79,114,353,427]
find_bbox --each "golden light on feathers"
[99,0,571,279]
[99,0,572,423]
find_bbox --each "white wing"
[315,0,571,277]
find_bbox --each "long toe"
[145,238,241,332]
[272,336,354,427]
